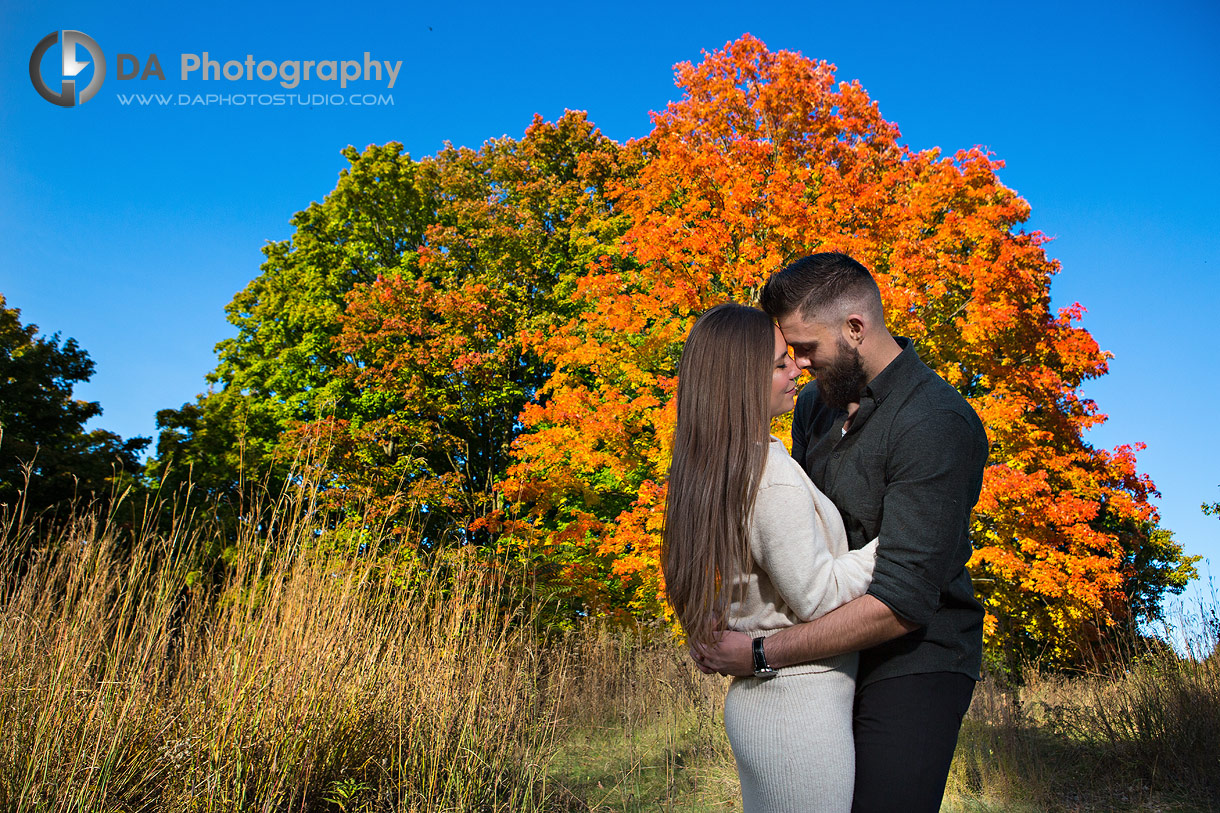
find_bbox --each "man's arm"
[691,594,917,676]
[864,408,987,626]
[767,594,918,666]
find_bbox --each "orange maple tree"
[502,35,1195,665]
[163,35,1195,665]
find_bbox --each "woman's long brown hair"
[662,303,774,648]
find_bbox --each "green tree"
[150,113,636,556]
[0,295,147,512]
[305,112,635,549]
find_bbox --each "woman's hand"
[689,629,754,676]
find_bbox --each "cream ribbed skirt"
[722,655,857,813]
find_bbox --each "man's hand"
[689,629,754,676]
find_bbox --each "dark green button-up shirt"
[792,337,988,686]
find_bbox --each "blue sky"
[3,0,1218,608]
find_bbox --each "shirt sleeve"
[750,482,877,622]
[866,408,989,626]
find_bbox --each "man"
[693,252,990,812]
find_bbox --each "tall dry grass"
[0,486,559,812]
[543,624,739,811]
[948,608,1220,812]
[4,478,1218,812]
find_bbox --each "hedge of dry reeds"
[947,610,1220,812]
[4,483,1218,813]
[0,490,558,812]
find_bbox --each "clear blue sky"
[3,0,1218,609]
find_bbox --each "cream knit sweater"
[728,436,878,673]
[723,437,877,812]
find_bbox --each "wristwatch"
[752,636,778,679]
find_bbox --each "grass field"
[2,491,1217,811]
[541,619,1220,813]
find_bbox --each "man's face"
[777,312,868,411]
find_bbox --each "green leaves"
[0,295,148,510]
[152,113,634,552]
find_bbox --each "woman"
[662,303,876,813]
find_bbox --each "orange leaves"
[239,39,1192,660]
[497,35,1193,663]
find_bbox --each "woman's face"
[769,324,801,418]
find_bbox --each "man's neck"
[863,333,903,383]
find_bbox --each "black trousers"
[851,671,976,813]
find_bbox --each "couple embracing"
[663,252,989,812]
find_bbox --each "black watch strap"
[752,636,778,679]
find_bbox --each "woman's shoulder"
[759,437,812,491]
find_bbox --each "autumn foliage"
[156,36,1195,667]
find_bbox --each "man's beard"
[816,338,868,411]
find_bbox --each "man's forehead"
[777,313,830,344]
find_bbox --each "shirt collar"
[862,336,920,405]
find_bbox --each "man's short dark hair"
[759,252,884,323]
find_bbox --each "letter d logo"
[30,30,106,107]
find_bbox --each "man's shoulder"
[794,381,821,413]
[882,371,989,472]
[893,364,984,434]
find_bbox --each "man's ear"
[843,313,867,345]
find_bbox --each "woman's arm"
[750,481,876,622]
